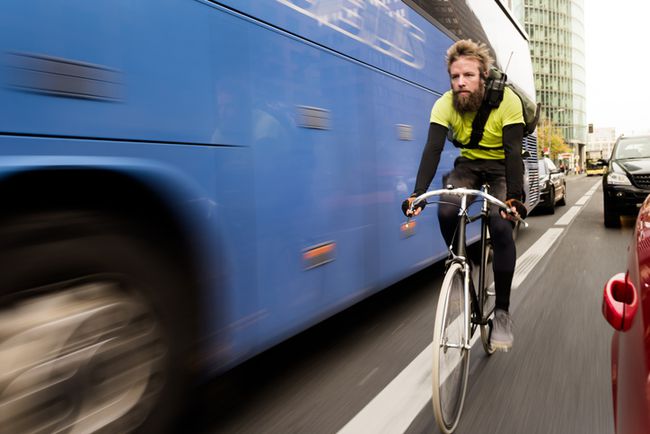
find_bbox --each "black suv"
[603,135,650,227]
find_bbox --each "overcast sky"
[585,2,650,135]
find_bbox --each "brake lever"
[501,207,529,228]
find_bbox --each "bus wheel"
[0,211,191,433]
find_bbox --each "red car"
[602,196,650,433]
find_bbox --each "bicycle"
[407,184,526,434]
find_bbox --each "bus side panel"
[210,5,382,348]
[0,0,217,145]
[210,0,450,94]
[373,77,446,283]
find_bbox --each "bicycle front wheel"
[432,262,470,434]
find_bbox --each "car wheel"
[557,183,567,206]
[603,196,621,228]
[0,211,192,433]
[546,186,556,214]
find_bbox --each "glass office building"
[508,0,587,159]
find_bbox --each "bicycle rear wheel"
[478,234,496,355]
[432,262,470,434]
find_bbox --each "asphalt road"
[191,174,627,434]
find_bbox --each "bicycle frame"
[446,185,493,349]
[408,184,525,347]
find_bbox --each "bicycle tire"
[432,262,470,434]
[479,233,496,355]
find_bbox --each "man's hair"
[446,39,494,77]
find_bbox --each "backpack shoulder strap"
[452,99,496,149]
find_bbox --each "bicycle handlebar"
[409,187,529,227]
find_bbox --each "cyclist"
[403,39,527,351]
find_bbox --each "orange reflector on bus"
[401,220,416,238]
[303,242,336,270]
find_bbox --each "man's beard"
[452,87,484,113]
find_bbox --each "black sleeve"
[413,123,448,196]
[502,123,525,201]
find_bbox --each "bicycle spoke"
[432,263,470,433]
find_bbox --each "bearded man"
[403,39,527,351]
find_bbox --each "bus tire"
[0,211,192,434]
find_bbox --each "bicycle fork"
[439,262,473,353]
[455,193,473,352]
[462,264,472,351]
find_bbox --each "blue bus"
[0,0,539,431]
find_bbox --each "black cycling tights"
[438,197,516,312]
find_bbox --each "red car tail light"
[602,273,639,332]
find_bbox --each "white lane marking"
[338,342,434,434]
[582,180,599,195]
[511,228,564,290]
[556,179,600,223]
[579,180,600,197]
[554,205,582,226]
[575,195,591,206]
[338,180,600,434]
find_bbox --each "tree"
[536,119,571,161]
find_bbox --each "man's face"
[450,56,485,113]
